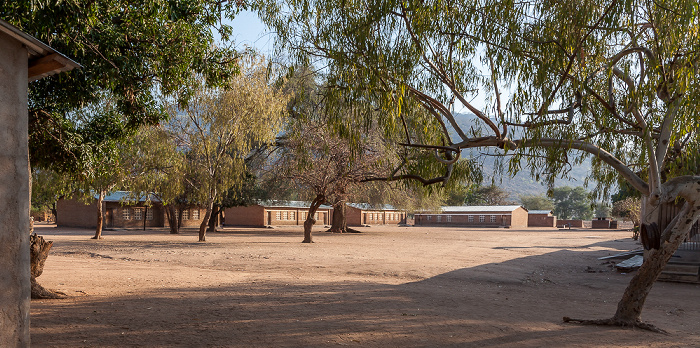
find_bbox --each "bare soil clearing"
[31,224,700,347]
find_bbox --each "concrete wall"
[528,214,557,228]
[0,30,30,346]
[510,208,529,228]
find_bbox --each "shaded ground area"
[31,224,700,347]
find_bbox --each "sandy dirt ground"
[30,223,700,347]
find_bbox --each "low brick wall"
[557,219,584,228]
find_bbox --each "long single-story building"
[345,203,407,226]
[414,205,529,228]
[56,192,206,229]
[224,201,333,227]
[528,210,557,227]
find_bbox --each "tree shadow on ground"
[31,240,700,347]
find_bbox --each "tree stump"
[30,233,66,299]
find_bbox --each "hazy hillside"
[448,113,591,200]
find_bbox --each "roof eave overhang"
[0,18,81,81]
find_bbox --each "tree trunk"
[566,187,700,332]
[30,232,65,299]
[199,199,215,242]
[51,201,57,222]
[92,190,105,239]
[612,200,698,323]
[303,195,325,243]
[208,204,220,233]
[328,200,347,233]
[165,206,180,234]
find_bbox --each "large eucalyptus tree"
[165,60,287,242]
[258,0,700,331]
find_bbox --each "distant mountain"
[447,113,591,200]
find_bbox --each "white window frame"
[182,210,189,220]
[479,215,485,222]
[192,209,200,220]
[447,215,452,222]
[146,208,153,221]
[276,211,281,220]
[468,215,473,222]
[437,215,442,222]
[490,215,497,223]
[134,208,144,221]
[122,208,131,220]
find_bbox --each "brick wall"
[224,206,332,227]
[56,197,98,228]
[528,214,557,227]
[346,206,363,226]
[415,213,512,227]
[106,202,164,228]
[557,219,584,228]
[591,219,611,229]
[224,205,265,226]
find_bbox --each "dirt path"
[30,224,700,347]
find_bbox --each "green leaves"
[3,0,241,172]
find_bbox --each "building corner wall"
[0,31,31,347]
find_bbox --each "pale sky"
[224,10,495,113]
[228,10,275,55]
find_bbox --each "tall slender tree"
[165,59,287,241]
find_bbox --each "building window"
[437,215,442,222]
[479,215,485,222]
[490,215,497,223]
[182,210,189,220]
[122,208,131,220]
[427,215,431,221]
[146,208,153,221]
[192,209,199,220]
[290,211,295,220]
[447,215,452,222]
[468,215,473,222]
[134,208,144,220]
[276,211,281,220]
[283,211,288,220]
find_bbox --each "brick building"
[345,203,407,226]
[527,210,557,227]
[414,205,529,228]
[56,192,206,229]
[224,201,333,227]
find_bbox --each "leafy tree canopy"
[552,186,593,220]
[1,1,242,172]
[519,194,554,211]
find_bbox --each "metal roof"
[96,191,162,203]
[0,18,81,81]
[346,203,399,211]
[257,200,333,209]
[441,205,525,213]
[528,210,553,215]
